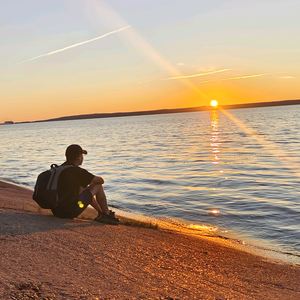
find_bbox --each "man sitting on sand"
[51,144,119,225]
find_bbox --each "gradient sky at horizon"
[1,0,300,122]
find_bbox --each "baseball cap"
[65,144,87,161]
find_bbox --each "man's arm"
[92,176,105,184]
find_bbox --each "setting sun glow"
[211,100,218,107]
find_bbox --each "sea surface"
[1,105,300,263]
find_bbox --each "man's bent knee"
[87,182,103,195]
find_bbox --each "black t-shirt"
[53,162,94,211]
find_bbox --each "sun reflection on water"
[187,223,218,232]
[210,109,221,165]
[209,109,221,215]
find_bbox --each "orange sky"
[1,0,299,122]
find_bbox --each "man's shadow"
[0,210,102,237]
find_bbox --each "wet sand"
[0,181,300,299]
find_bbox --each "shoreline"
[1,181,300,299]
[2,179,300,265]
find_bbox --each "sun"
[210,100,218,107]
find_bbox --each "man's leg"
[86,182,110,215]
[80,183,119,225]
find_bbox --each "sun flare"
[211,100,218,107]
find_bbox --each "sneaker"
[94,213,119,225]
[96,210,117,218]
[109,210,120,222]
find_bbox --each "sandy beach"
[0,181,300,299]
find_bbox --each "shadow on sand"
[0,210,102,237]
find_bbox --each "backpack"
[32,164,74,209]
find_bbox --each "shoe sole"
[94,215,119,225]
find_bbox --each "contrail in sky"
[202,73,269,83]
[222,73,269,81]
[163,68,231,80]
[17,26,131,65]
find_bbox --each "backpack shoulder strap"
[47,165,75,190]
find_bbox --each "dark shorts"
[51,189,93,219]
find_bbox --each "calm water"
[1,105,300,262]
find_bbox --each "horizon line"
[3,99,300,125]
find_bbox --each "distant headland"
[2,99,300,125]
[34,99,300,123]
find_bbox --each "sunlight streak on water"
[220,107,300,177]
